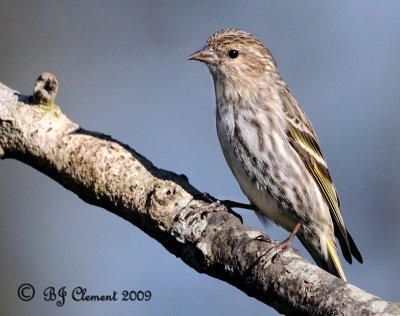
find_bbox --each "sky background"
[1,1,400,315]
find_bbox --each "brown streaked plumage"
[188,29,362,280]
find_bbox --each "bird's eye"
[228,50,239,59]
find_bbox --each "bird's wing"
[280,88,353,263]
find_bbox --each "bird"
[187,29,362,281]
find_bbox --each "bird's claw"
[194,192,243,223]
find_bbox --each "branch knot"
[33,72,58,106]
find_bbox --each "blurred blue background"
[1,1,399,315]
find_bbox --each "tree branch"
[0,74,398,315]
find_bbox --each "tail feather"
[347,230,363,263]
[333,221,363,265]
[326,237,347,281]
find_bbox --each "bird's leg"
[276,222,301,251]
[195,192,218,204]
[220,199,257,210]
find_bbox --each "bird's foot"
[194,192,244,223]
[255,222,301,262]
[194,200,224,214]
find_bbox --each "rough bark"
[0,73,398,316]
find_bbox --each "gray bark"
[0,73,398,316]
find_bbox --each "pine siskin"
[188,29,362,281]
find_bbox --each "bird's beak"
[187,49,217,65]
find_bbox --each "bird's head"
[188,29,278,89]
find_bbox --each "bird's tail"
[325,237,347,281]
[299,234,347,281]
